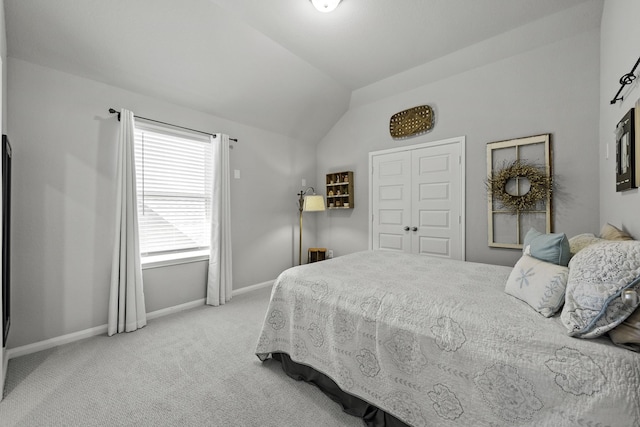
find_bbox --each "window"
[134,121,212,259]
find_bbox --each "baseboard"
[232,280,274,297]
[7,280,275,360]
[1,347,6,401]
[146,298,206,321]
[7,324,108,360]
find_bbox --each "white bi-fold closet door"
[369,136,465,260]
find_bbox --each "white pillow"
[609,307,640,352]
[505,255,569,317]
[568,233,604,256]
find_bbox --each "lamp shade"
[303,194,326,211]
[310,0,341,13]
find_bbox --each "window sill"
[141,250,210,270]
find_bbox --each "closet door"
[411,143,463,259]
[371,151,411,252]
[370,137,465,260]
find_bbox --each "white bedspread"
[255,251,640,426]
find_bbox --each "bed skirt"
[271,352,409,427]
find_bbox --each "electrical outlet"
[327,250,334,258]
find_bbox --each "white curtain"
[108,109,146,336]
[207,133,233,306]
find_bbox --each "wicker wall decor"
[487,160,552,212]
[389,105,434,139]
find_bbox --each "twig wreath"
[487,160,552,211]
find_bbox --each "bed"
[255,249,640,427]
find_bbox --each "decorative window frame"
[487,134,552,249]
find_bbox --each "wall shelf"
[325,171,354,209]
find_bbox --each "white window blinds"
[134,121,212,256]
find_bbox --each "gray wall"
[6,58,317,348]
[599,0,640,237]
[3,1,612,351]
[315,26,601,267]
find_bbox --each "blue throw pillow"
[523,228,570,266]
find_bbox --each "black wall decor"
[616,108,636,192]
[610,56,639,105]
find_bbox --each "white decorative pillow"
[568,233,604,256]
[561,241,640,338]
[505,255,569,317]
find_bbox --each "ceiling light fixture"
[310,0,342,13]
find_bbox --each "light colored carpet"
[0,286,362,426]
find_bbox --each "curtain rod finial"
[108,108,121,121]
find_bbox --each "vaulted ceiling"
[5,0,599,142]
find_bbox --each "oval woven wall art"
[389,105,434,139]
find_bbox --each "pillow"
[522,228,570,266]
[504,255,569,317]
[568,233,604,256]
[600,223,634,241]
[609,306,640,352]
[560,241,640,338]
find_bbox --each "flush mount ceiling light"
[310,0,342,13]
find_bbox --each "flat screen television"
[2,135,11,347]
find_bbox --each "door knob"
[411,227,418,232]
[403,226,410,231]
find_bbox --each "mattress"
[255,250,640,426]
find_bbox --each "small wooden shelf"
[326,171,354,209]
[307,248,326,263]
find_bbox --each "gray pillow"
[560,241,640,338]
[523,228,570,266]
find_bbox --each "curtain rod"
[610,56,640,105]
[108,108,238,142]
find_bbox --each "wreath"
[487,160,552,211]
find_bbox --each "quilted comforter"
[255,251,640,426]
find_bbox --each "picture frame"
[616,108,636,192]
[635,100,640,188]
[2,135,11,347]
